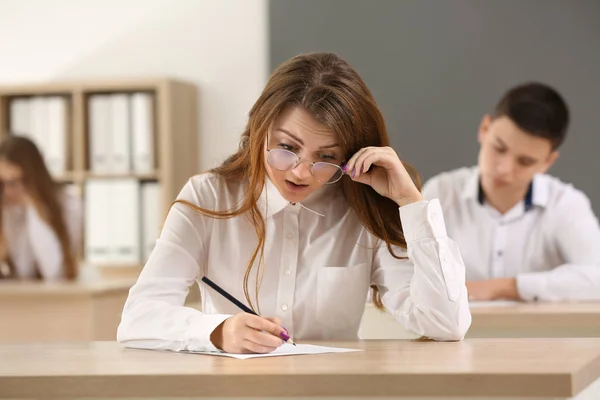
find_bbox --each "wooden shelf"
[83,171,160,181]
[0,77,191,95]
[53,171,80,183]
[0,78,199,275]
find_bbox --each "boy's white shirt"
[422,166,600,301]
[117,173,471,353]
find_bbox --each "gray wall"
[269,0,600,211]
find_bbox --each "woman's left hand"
[344,146,423,207]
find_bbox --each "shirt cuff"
[516,273,545,302]
[184,313,232,352]
[399,198,448,242]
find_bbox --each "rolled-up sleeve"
[371,199,471,341]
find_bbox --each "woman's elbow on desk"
[442,310,471,341]
[115,300,154,347]
[422,313,471,341]
[115,313,175,350]
[115,311,138,345]
[397,298,472,341]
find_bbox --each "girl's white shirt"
[117,173,471,352]
[2,191,83,280]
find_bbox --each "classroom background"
[0,0,598,318]
[1,0,598,208]
[1,2,600,398]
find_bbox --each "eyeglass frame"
[265,146,346,184]
[0,177,24,190]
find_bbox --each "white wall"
[0,0,268,171]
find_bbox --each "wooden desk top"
[2,339,600,398]
[469,301,600,328]
[363,301,600,331]
[0,279,134,297]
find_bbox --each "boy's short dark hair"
[494,82,570,150]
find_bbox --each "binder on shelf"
[46,96,68,176]
[109,94,132,173]
[109,179,141,264]
[88,95,111,173]
[9,96,68,177]
[84,178,141,265]
[30,96,50,158]
[84,180,112,264]
[9,97,31,137]
[141,182,162,262]
[131,93,155,173]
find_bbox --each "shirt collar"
[257,177,335,219]
[462,166,548,211]
[530,174,550,208]
[461,167,481,202]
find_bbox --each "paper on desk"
[189,343,361,359]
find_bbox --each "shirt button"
[286,233,293,240]
[281,304,288,311]
[285,269,291,275]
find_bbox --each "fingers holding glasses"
[343,147,374,178]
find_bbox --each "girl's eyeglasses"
[266,148,344,184]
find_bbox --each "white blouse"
[1,191,82,280]
[117,173,471,352]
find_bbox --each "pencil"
[201,276,296,345]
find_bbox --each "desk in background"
[0,279,202,342]
[1,339,600,399]
[359,301,600,339]
[0,279,134,342]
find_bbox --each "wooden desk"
[359,302,600,339]
[0,280,134,342]
[0,278,199,342]
[1,339,600,399]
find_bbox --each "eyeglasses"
[0,178,23,190]
[266,148,344,184]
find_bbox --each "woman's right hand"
[209,313,287,354]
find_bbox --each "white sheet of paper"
[189,343,361,359]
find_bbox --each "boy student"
[422,82,600,302]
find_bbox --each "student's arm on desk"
[516,190,600,301]
[117,178,231,353]
[422,175,520,302]
[370,200,471,341]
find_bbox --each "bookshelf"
[0,78,199,277]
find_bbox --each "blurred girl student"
[0,136,82,280]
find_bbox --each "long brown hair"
[176,52,420,311]
[0,135,77,280]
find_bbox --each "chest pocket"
[316,263,370,339]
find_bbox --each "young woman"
[118,52,470,354]
[0,136,81,280]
